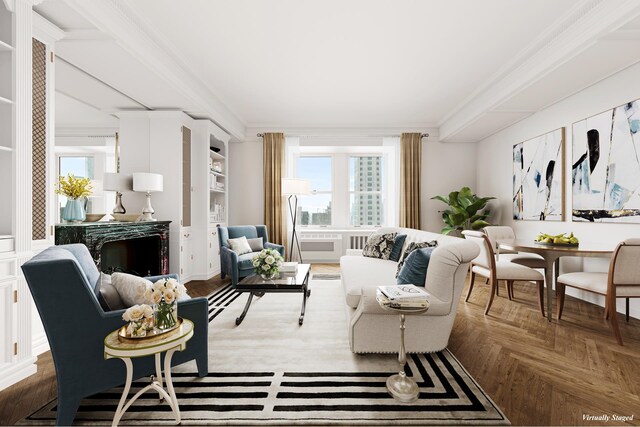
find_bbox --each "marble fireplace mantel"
[54,221,171,276]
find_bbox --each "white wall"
[228,136,478,232]
[475,61,640,319]
[229,139,264,226]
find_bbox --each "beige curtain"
[263,133,286,246]
[399,133,422,229]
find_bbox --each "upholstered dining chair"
[557,238,640,345]
[218,225,285,287]
[483,226,546,269]
[462,230,546,316]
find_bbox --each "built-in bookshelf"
[208,136,227,224]
[0,3,14,239]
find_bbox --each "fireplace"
[55,221,171,276]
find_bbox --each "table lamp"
[282,178,312,262]
[133,173,163,221]
[103,173,131,214]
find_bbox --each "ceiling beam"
[439,0,640,142]
[59,0,246,139]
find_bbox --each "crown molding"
[60,0,246,139]
[439,0,640,142]
[33,12,64,43]
[3,0,14,12]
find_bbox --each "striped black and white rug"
[22,281,509,425]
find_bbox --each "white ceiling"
[121,0,576,128]
[35,0,640,141]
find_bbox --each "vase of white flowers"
[252,248,284,280]
[146,278,187,330]
[122,304,154,337]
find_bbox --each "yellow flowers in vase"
[56,174,93,222]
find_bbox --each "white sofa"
[340,227,480,354]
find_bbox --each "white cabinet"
[179,229,194,281]
[207,225,221,276]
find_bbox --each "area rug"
[311,273,341,280]
[21,281,509,426]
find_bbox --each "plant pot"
[62,198,86,223]
[154,300,178,330]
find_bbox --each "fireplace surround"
[55,221,171,276]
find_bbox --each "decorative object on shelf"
[56,174,93,223]
[573,98,640,222]
[252,248,284,280]
[103,172,131,214]
[122,304,154,337]
[282,178,311,262]
[513,128,565,221]
[133,172,163,221]
[84,213,105,222]
[212,161,223,173]
[111,213,141,222]
[431,187,494,236]
[147,278,186,330]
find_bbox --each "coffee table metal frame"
[235,264,311,326]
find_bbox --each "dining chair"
[462,230,546,316]
[483,226,546,269]
[556,238,640,345]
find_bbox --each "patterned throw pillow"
[396,240,438,278]
[362,232,397,260]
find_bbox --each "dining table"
[496,239,615,321]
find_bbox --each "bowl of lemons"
[534,232,579,247]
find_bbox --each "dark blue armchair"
[218,225,285,286]
[21,244,209,426]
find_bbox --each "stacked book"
[280,262,298,273]
[376,285,430,310]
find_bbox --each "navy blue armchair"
[218,225,285,286]
[21,244,209,426]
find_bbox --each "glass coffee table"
[235,264,311,326]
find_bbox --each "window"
[349,156,384,227]
[57,156,94,219]
[296,156,332,226]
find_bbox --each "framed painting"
[572,99,640,222]
[513,128,565,221]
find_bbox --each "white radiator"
[298,233,343,261]
[349,235,368,250]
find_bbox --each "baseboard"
[0,357,37,391]
[32,333,49,356]
[190,270,221,282]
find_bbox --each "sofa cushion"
[238,252,259,270]
[396,241,438,277]
[247,237,264,252]
[228,236,252,255]
[397,247,436,286]
[96,273,125,311]
[341,255,398,308]
[389,234,407,262]
[362,232,397,260]
[111,272,153,307]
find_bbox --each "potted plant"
[55,174,93,222]
[431,187,495,236]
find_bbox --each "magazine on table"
[376,292,428,310]
[378,284,429,302]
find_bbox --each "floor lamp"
[282,178,311,262]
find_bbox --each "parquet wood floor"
[1,265,638,425]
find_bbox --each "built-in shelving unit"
[0,2,15,240]
[208,137,227,224]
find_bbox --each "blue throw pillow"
[389,234,407,262]
[396,247,436,287]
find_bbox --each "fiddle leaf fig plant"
[431,187,495,235]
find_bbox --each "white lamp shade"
[133,173,163,193]
[103,173,131,191]
[282,178,311,195]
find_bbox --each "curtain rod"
[256,133,429,138]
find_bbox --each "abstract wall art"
[572,99,640,222]
[513,128,565,221]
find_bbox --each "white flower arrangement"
[252,248,283,278]
[122,304,154,337]
[145,278,187,330]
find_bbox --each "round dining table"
[496,239,615,321]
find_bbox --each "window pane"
[297,157,332,191]
[349,156,382,191]
[350,193,383,226]
[297,194,331,226]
